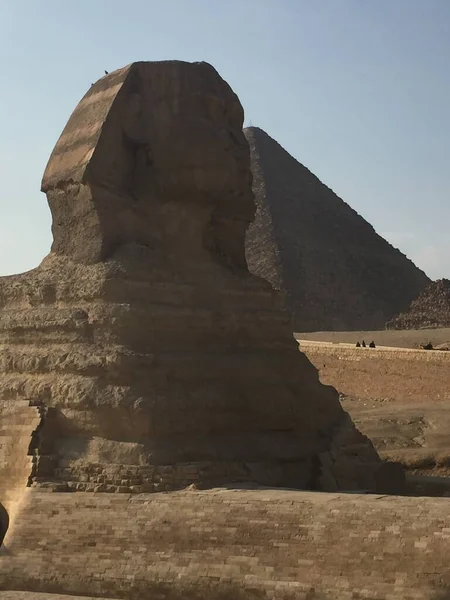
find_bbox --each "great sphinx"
[0,61,386,509]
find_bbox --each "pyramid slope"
[245,127,430,331]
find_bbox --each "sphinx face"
[130,62,250,201]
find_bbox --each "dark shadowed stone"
[374,461,406,495]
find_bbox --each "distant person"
[361,340,366,348]
[369,341,376,348]
[420,342,433,350]
[356,341,361,348]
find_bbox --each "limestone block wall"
[0,595,116,600]
[1,489,450,599]
[54,460,262,493]
[299,342,450,404]
[0,400,41,516]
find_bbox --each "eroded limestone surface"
[0,61,384,498]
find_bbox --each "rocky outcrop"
[0,61,385,495]
[387,279,450,330]
[245,127,430,332]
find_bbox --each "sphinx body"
[0,61,383,500]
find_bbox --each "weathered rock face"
[245,127,431,332]
[387,279,450,330]
[0,61,383,495]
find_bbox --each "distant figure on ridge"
[355,341,361,348]
[104,70,109,75]
[369,341,376,348]
[420,342,433,350]
[361,340,366,348]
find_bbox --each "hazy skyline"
[1,0,449,279]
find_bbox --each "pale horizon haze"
[1,0,449,279]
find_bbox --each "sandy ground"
[296,328,450,349]
[296,329,450,486]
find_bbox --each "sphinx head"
[42,61,254,265]
[126,62,250,199]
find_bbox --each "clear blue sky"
[1,0,449,279]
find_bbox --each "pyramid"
[245,127,430,331]
[387,278,450,329]
[0,62,386,515]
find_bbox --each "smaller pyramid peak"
[244,126,274,139]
